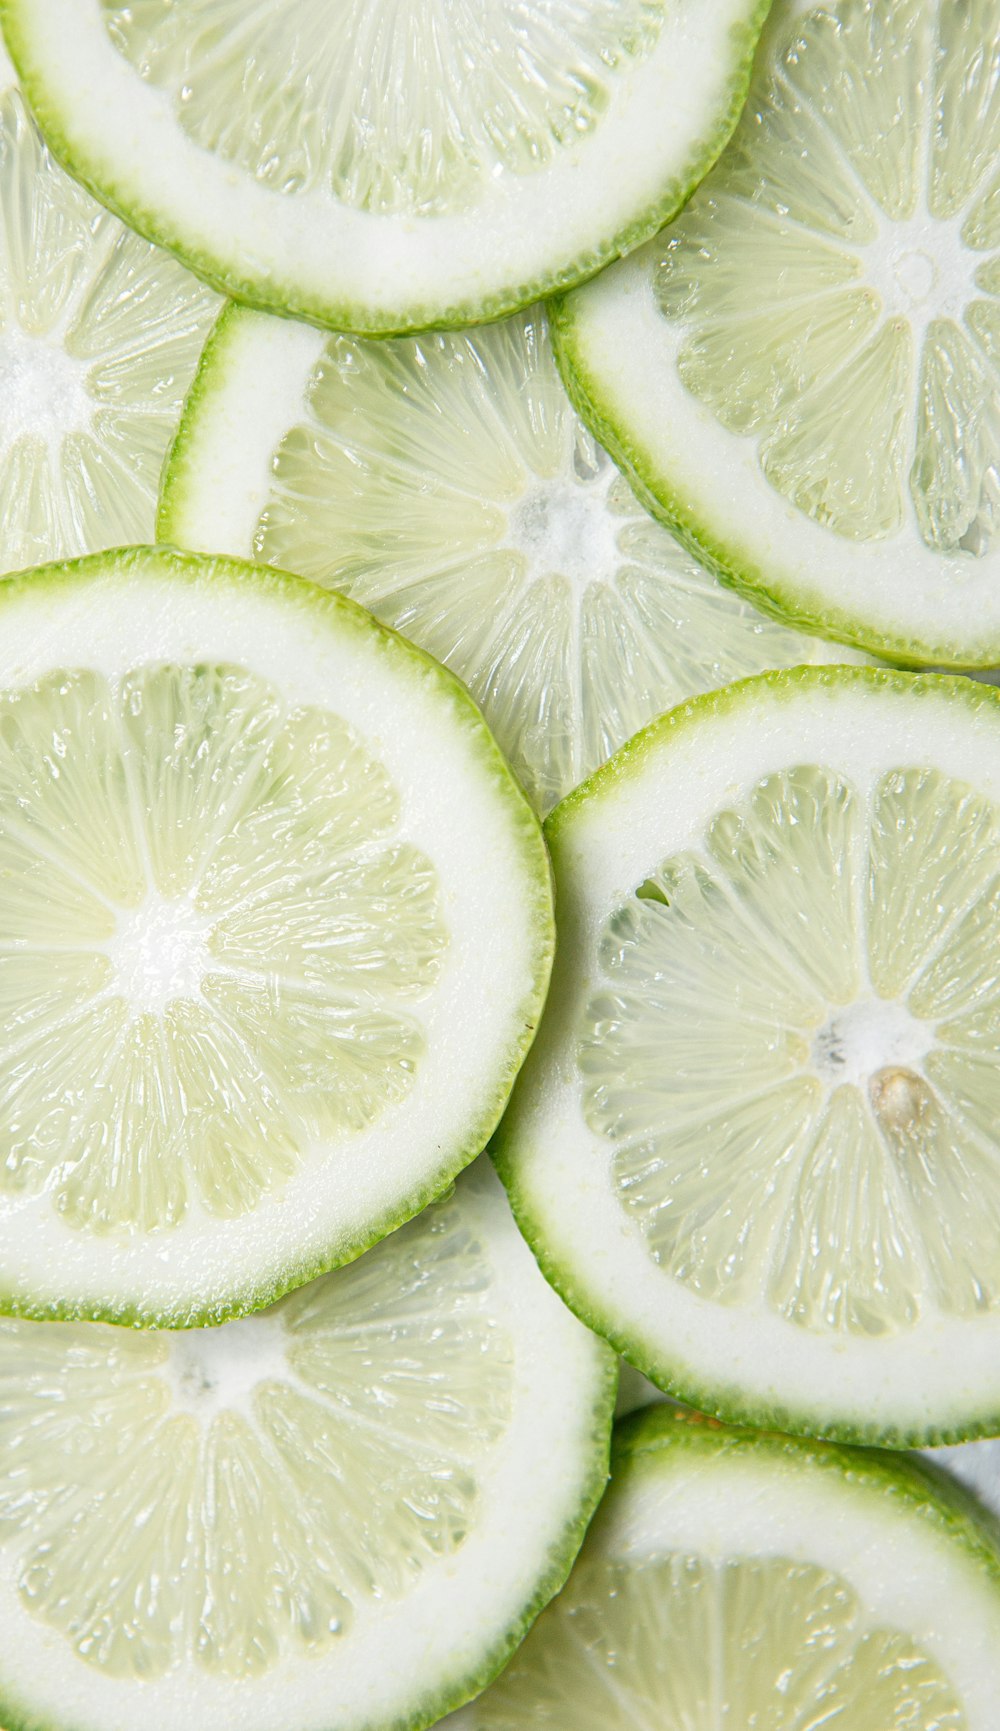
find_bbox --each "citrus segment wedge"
[0,1159,615,1731]
[1,0,770,333]
[556,0,1000,666]
[496,667,1000,1444]
[444,1407,1000,1730]
[160,303,853,817]
[0,546,552,1327]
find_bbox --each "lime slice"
[496,666,1000,1445]
[444,1407,1000,1731]
[0,0,770,335]
[0,1159,615,1731]
[556,0,1000,667]
[0,545,552,1327]
[0,52,217,573]
[159,304,851,818]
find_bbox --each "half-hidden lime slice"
[159,303,852,817]
[445,1405,1000,1730]
[0,48,217,573]
[610,1373,1000,1519]
[556,0,1000,667]
[1,0,770,334]
[497,666,1000,1444]
[0,545,552,1327]
[0,1159,615,1731]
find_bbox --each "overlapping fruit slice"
[0,1161,615,1731]
[160,304,851,816]
[498,667,1000,1443]
[557,0,1000,665]
[0,43,217,571]
[0,546,552,1325]
[445,1407,1000,1731]
[0,0,770,332]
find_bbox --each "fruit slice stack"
[0,4,995,1731]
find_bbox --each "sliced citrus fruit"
[445,1406,1000,1731]
[159,303,853,817]
[556,0,1000,667]
[0,1159,615,1731]
[1,0,770,334]
[497,666,1000,1445]
[0,50,217,573]
[0,545,552,1327]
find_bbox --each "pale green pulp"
[0,85,216,571]
[468,1549,964,1728]
[656,0,1000,555]
[100,0,664,216]
[582,764,1000,1334]
[0,1187,514,1679]
[0,660,446,1232]
[251,309,826,814]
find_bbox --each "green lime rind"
[1,2,772,338]
[613,1404,1000,1586]
[494,663,1000,1450]
[455,1402,1000,1728]
[545,662,1000,845]
[550,292,1000,672]
[400,1341,618,1731]
[0,1344,618,1731]
[495,1132,1000,1452]
[0,544,554,1332]
[156,302,244,544]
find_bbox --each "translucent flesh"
[581,764,1000,1334]
[0,85,217,574]
[100,0,663,216]
[654,0,1000,556]
[0,1184,514,1679]
[468,1550,964,1729]
[253,309,827,814]
[0,662,446,1233]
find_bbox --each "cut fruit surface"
[0,546,552,1327]
[0,53,217,573]
[0,0,770,333]
[0,1159,615,1731]
[556,0,1000,666]
[160,304,853,817]
[496,667,1000,1444]
[444,1406,1000,1731]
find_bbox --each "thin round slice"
[160,303,854,818]
[0,545,552,1327]
[0,45,218,573]
[1,0,769,335]
[497,666,1000,1445]
[0,1159,615,1731]
[556,0,1000,667]
[444,1406,1000,1731]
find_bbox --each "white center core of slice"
[507,470,619,585]
[167,1312,289,1421]
[111,896,213,1013]
[858,213,972,327]
[811,996,931,1089]
[0,325,94,453]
